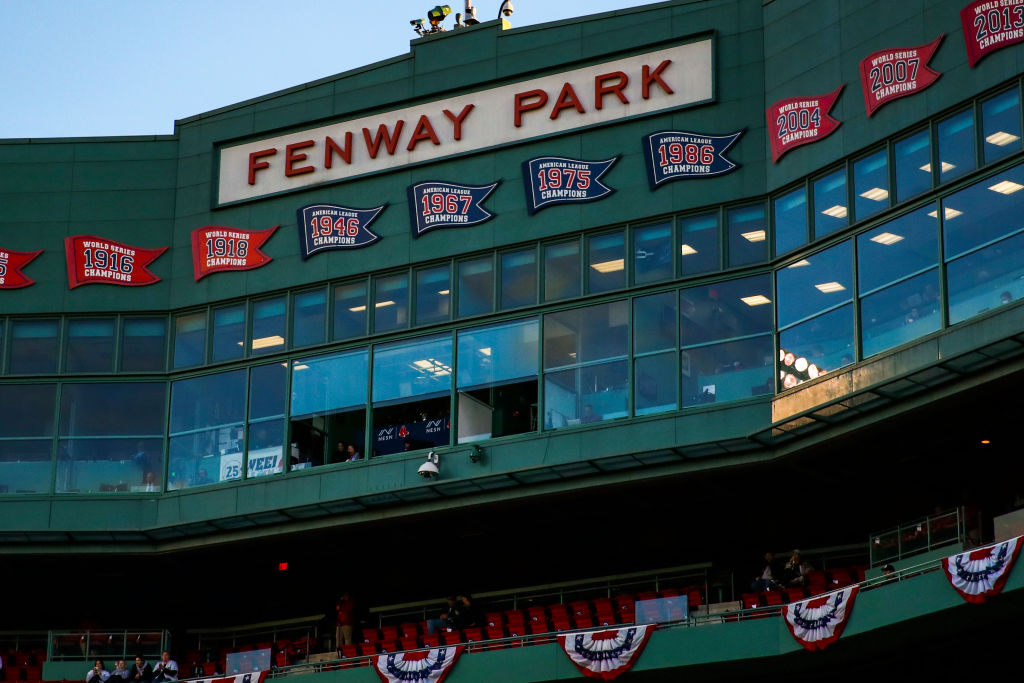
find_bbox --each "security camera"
[500,1,514,17]
[418,451,440,478]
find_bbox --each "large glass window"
[588,231,626,293]
[415,265,451,325]
[728,205,768,267]
[9,319,58,374]
[948,231,1024,323]
[853,150,890,221]
[680,212,719,275]
[778,304,855,386]
[860,271,941,358]
[544,240,581,301]
[633,222,673,285]
[982,88,1022,164]
[0,384,56,494]
[173,312,206,369]
[212,305,245,362]
[457,319,538,443]
[373,273,409,333]
[543,301,628,427]
[168,370,247,489]
[290,348,369,468]
[895,129,932,202]
[293,289,327,348]
[458,257,494,318]
[247,363,287,478]
[56,383,165,493]
[634,292,677,415]
[776,241,853,328]
[774,187,807,256]
[813,168,848,239]
[251,297,286,356]
[858,206,939,294]
[937,109,975,183]
[121,317,166,372]
[372,335,451,455]
[65,319,115,373]
[500,248,537,310]
[333,281,368,340]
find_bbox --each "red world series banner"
[191,225,278,281]
[0,247,43,289]
[961,0,1024,67]
[64,236,167,289]
[860,36,944,117]
[766,86,844,163]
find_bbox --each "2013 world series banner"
[859,36,944,116]
[766,86,844,163]
[64,235,167,289]
[191,225,278,281]
[0,247,43,289]
[642,130,742,189]
[407,180,499,238]
[522,156,617,214]
[296,203,386,259]
[961,0,1024,67]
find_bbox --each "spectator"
[129,656,152,683]
[109,661,130,683]
[152,653,178,683]
[452,595,480,629]
[783,550,812,587]
[86,661,110,683]
[346,444,362,461]
[426,596,458,634]
[882,564,896,575]
[335,591,358,649]
[751,552,779,591]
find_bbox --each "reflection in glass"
[982,88,1022,163]
[778,304,855,387]
[173,312,206,369]
[333,281,367,340]
[776,240,852,328]
[544,360,628,428]
[774,187,807,256]
[290,349,368,468]
[66,319,115,373]
[0,384,55,494]
[9,319,58,374]
[544,301,628,369]
[247,363,286,478]
[942,163,1024,259]
[680,212,719,275]
[121,317,166,372]
[373,273,409,333]
[544,240,581,301]
[57,437,163,494]
[682,336,774,407]
[947,231,1024,325]
[853,150,890,221]
[681,275,773,347]
[635,352,677,415]
[212,305,245,362]
[860,269,941,358]
[728,205,768,267]
[895,129,931,202]
[251,297,286,356]
[500,248,537,310]
[634,222,673,284]
[292,289,327,348]
[415,265,451,325]
[0,440,52,494]
[937,110,975,183]
[857,206,938,294]
[458,257,494,318]
[813,169,848,238]
[588,231,626,293]
[169,369,247,489]
[634,292,677,354]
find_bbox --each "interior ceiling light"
[859,187,889,201]
[437,289,451,295]
[814,281,846,293]
[787,259,811,268]
[870,232,904,245]
[986,131,1020,146]
[292,364,310,371]
[988,180,1024,195]
[740,294,771,306]
[375,300,396,308]
[590,259,625,273]
[250,335,285,350]
[741,230,766,242]
[680,243,698,255]
[821,205,848,218]
[348,305,367,312]
[478,347,492,356]
[927,207,963,220]
[920,161,956,173]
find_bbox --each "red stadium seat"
[379,625,399,641]
[362,630,380,645]
[462,627,483,642]
[763,591,783,606]
[340,645,359,659]
[202,662,217,677]
[378,640,399,653]
[785,587,808,603]
[421,634,440,648]
[440,631,462,646]
[527,606,548,623]
[399,637,419,651]
[484,612,504,627]
[485,625,506,641]
[741,592,762,609]
[358,643,378,657]
[569,600,592,618]
[399,623,420,638]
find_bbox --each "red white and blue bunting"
[191,673,268,683]
[942,536,1023,604]
[558,625,655,681]
[372,646,463,683]
[782,586,858,651]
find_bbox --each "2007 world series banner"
[859,36,943,116]
[64,235,167,289]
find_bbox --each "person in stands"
[426,596,459,634]
[335,591,358,648]
[783,550,812,587]
[129,656,152,683]
[86,661,110,683]
[751,552,779,591]
[108,661,131,683]
[151,652,178,683]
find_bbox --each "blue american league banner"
[407,180,499,238]
[296,203,386,259]
[642,130,743,189]
[521,156,618,214]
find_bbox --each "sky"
[0,0,658,139]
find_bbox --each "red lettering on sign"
[407,115,441,151]
[324,133,353,168]
[284,140,315,177]
[442,104,475,140]
[363,121,406,159]
[549,83,586,120]
[594,71,630,110]
[642,60,674,99]
[247,148,277,185]
[514,89,548,127]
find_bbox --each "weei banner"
[64,236,167,289]
[766,86,844,163]
[191,225,278,281]
[642,130,743,189]
[407,180,499,238]
[860,36,944,117]
[0,247,43,289]
[522,156,617,214]
[961,0,1024,67]
[296,203,386,259]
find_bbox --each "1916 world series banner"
[64,235,167,289]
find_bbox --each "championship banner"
[942,535,1023,603]
[372,646,463,683]
[558,625,655,681]
[191,225,278,281]
[961,0,1024,67]
[766,86,844,163]
[860,36,944,116]
[190,671,268,683]
[407,180,499,238]
[522,156,617,214]
[296,203,386,259]
[642,130,742,188]
[64,236,167,289]
[782,586,859,651]
[0,247,43,289]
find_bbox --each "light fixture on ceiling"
[859,187,889,201]
[814,281,846,293]
[740,295,771,306]
[741,230,766,242]
[820,205,848,219]
[870,232,904,245]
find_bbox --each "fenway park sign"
[217,39,713,204]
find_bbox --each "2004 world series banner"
[642,130,742,189]
[407,180,499,238]
[0,247,43,289]
[64,235,167,289]
[191,225,278,281]
[522,156,617,213]
[296,203,386,258]
[766,86,844,162]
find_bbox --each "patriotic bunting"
[190,672,268,683]
[942,535,1023,603]
[558,625,655,681]
[782,586,858,651]
[372,646,463,683]
[191,225,278,281]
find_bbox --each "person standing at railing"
[129,656,152,683]
[86,660,110,683]
[335,591,358,649]
[152,652,178,683]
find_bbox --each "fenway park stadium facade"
[3,1,1024,680]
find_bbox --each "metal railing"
[48,630,169,662]
[869,507,963,566]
